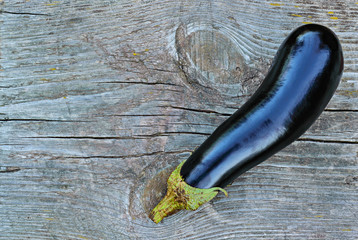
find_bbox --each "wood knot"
[175,23,251,96]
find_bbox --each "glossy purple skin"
[180,24,344,189]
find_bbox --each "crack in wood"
[96,81,180,86]
[324,109,358,112]
[23,131,210,140]
[0,166,21,173]
[146,67,180,73]
[136,131,211,137]
[166,105,232,116]
[0,10,50,16]
[0,118,90,122]
[99,114,182,117]
[297,138,358,144]
[23,136,150,140]
[67,150,191,159]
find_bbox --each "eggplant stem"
[149,160,227,223]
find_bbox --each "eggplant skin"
[180,24,344,189]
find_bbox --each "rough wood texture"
[1,0,357,239]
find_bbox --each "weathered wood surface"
[1,0,357,239]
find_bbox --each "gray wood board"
[1,0,357,239]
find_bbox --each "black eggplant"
[150,24,343,223]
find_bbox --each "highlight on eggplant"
[149,24,344,223]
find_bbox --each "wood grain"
[1,0,357,239]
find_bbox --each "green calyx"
[149,160,228,224]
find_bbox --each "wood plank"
[1,0,357,239]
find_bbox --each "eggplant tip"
[149,160,227,223]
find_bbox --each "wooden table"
[1,0,357,239]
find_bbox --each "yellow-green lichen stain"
[149,160,227,224]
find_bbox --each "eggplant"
[149,24,343,223]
